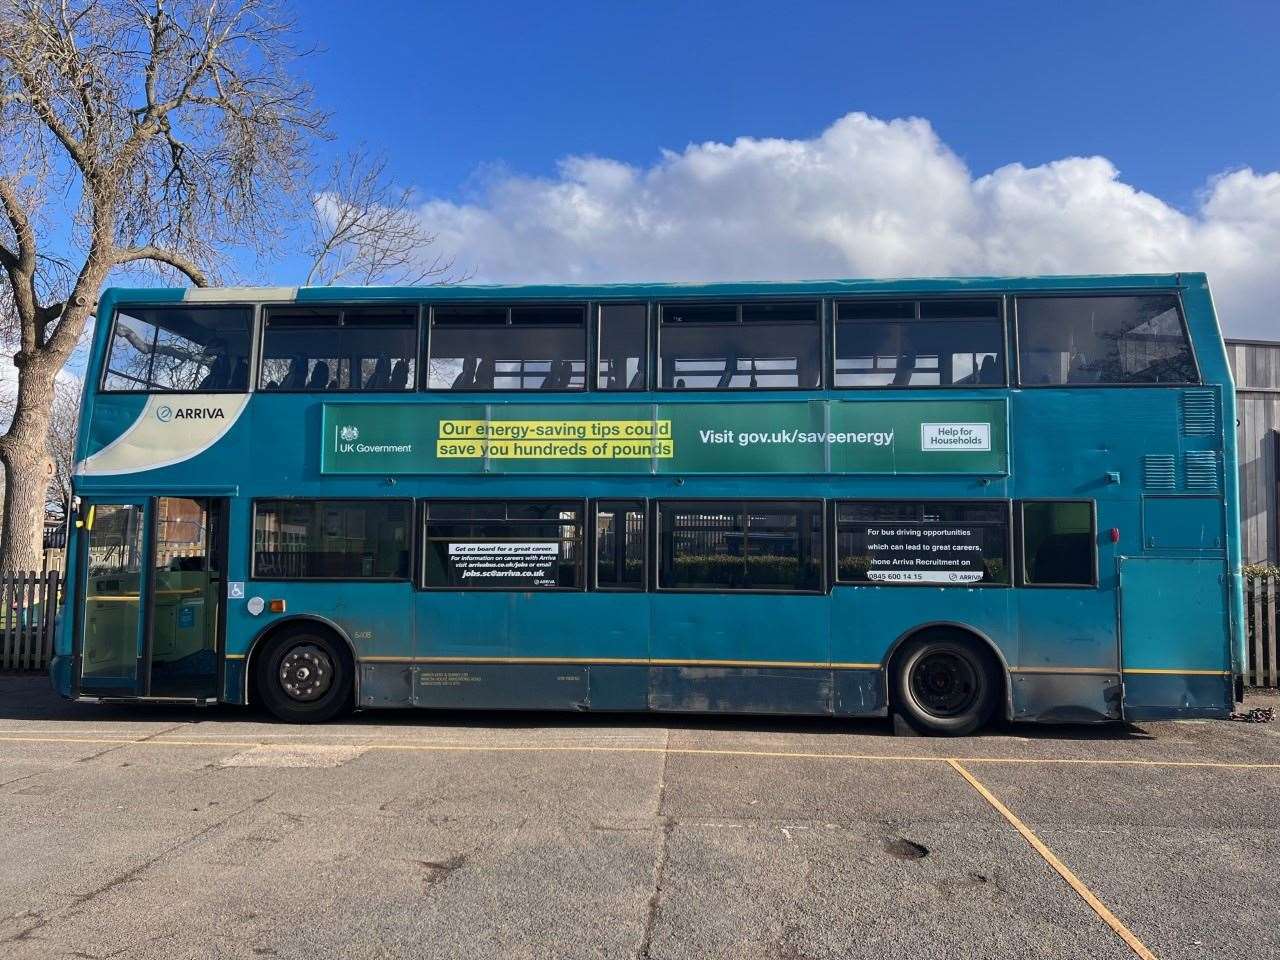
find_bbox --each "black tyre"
[892,633,1000,736]
[253,625,353,724]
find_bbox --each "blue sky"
[297,0,1277,211]
[270,1,1280,337]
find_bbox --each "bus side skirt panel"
[222,658,246,705]
[362,662,413,708]
[49,653,75,700]
[1121,673,1233,720]
[833,669,888,716]
[647,666,833,715]
[376,663,889,717]
[1010,672,1122,723]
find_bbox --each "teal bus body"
[52,273,1244,724]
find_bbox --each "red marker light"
[1110,527,1120,543]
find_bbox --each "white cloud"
[417,112,1280,338]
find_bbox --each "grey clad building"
[1229,339,1280,564]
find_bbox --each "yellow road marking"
[948,759,1157,960]
[358,656,881,669]
[353,657,1226,674]
[1122,668,1230,676]
[0,734,1278,769]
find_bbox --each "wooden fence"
[1247,574,1279,688]
[0,571,61,672]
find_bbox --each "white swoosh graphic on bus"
[75,394,250,477]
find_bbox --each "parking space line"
[0,733,1278,771]
[947,759,1157,960]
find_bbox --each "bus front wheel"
[253,625,353,724]
[892,633,999,736]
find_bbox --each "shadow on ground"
[0,672,1157,742]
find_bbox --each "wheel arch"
[242,614,360,706]
[881,621,1014,722]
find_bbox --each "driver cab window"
[103,307,252,392]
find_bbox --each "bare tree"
[45,376,80,519]
[0,0,324,570]
[304,147,459,287]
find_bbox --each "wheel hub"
[909,650,979,718]
[279,644,333,702]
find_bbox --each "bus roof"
[101,273,1202,305]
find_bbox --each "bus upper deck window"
[658,302,821,390]
[833,299,1003,388]
[428,305,587,391]
[1015,295,1196,386]
[102,306,252,392]
[598,305,647,390]
[260,306,417,391]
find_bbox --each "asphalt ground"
[0,677,1278,960]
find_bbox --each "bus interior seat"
[977,355,999,383]
[197,354,230,390]
[627,369,644,389]
[307,361,331,390]
[389,360,409,389]
[473,358,495,389]
[716,359,737,389]
[1067,353,1100,384]
[452,356,477,389]
[891,351,918,386]
[229,358,248,390]
[1031,533,1092,583]
[281,357,307,389]
[541,359,570,389]
[366,356,391,389]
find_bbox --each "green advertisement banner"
[320,399,1008,475]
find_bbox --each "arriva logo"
[340,425,359,442]
[156,404,225,422]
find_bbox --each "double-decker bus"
[51,274,1244,734]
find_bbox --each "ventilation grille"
[1181,390,1218,436]
[1185,451,1221,491]
[1143,454,1176,490]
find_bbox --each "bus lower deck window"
[595,501,645,589]
[423,500,583,589]
[1020,501,1096,586]
[657,500,823,592]
[835,500,1010,585]
[252,500,411,579]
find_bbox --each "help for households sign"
[920,422,992,452]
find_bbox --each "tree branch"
[0,177,36,273]
[113,245,209,286]
[5,46,90,172]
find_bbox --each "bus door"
[76,497,226,700]
[1118,556,1233,719]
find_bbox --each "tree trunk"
[0,363,56,573]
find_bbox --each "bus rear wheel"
[892,633,999,736]
[254,625,353,724]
